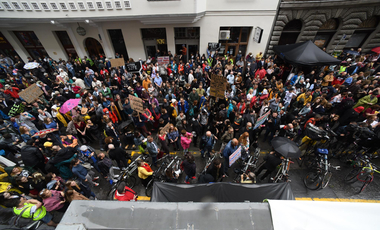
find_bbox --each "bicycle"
[233,147,261,183]
[106,154,149,200]
[271,158,293,183]
[145,155,179,197]
[200,154,216,175]
[345,156,380,193]
[303,149,340,190]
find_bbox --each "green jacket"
[353,95,378,110]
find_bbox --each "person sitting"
[64,189,89,203]
[240,172,256,183]
[114,182,137,201]
[39,188,67,213]
[61,135,78,149]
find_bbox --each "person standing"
[255,151,282,182]
[70,158,99,187]
[182,153,196,183]
[222,138,239,174]
[108,144,131,170]
[199,131,218,158]
[146,136,159,167]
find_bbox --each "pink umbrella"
[60,99,81,114]
[371,47,380,54]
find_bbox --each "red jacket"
[4,87,20,98]
[114,186,137,201]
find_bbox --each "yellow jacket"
[138,167,153,179]
[297,93,312,106]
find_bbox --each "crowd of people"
[1,46,380,227]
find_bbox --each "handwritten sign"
[253,110,271,130]
[229,146,242,167]
[160,122,172,135]
[3,102,25,117]
[18,84,43,104]
[110,58,125,67]
[126,61,141,72]
[210,74,227,99]
[157,56,170,65]
[129,95,144,113]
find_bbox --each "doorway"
[85,37,104,57]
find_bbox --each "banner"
[157,56,170,65]
[110,58,125,67]
[229,146,242,167]
[3,102,26,117]
[18,84,43,104]
[128,95,144,113]
[126,61,142,72]
[210,74,227,99]
[253,110,271,130]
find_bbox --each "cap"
[75,94,80,98]
[44,142,53,147]
[63,87,68,90]
[5,84,10,88]
[54,91,59,95]
[347,58,352,62]
[73,77,77,80]
[171,99,177,103]
[80,145,88,151]
[81,107,88,115]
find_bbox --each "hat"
[72,77,77,80]
[354,106,364,113]
[5,84,10,88]
[44,142,53,147]
[63,87,68,90]
[81,107,88,115]
[171,99,177,103]
[75,94,80,98]
[54,91,59,95]
[347,58,352,62]
[80,145,88,151]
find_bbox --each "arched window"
[278,19,302,45]
[314,18,339,48]
[345,16,379,49]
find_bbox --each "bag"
[81,162,92,170]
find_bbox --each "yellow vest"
[14,203,46,221]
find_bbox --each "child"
[180,129,193,154]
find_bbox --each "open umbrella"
[32,128,58,137]
[371,47,380,54]
[23,62,40,70]
[344,50,360,56]
[60,99,81,114]
[271,137,301,158]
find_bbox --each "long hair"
[238,132,249,146]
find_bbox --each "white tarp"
[268,200,380,230]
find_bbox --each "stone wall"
[267,2,380,55]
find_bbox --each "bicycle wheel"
[358,176,373,193]
[107,187,117,200]
[321,172,332,189]
[125,176,137,189]
[344,167,361,183]
[145,180,154,197]
[304,171,322,190]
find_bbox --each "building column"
[122,25,145,60]
[199,22,219,57]
[33,29,68,60]
[66,27,86,58]
[96,24,114,58]
[166,26,175,55]
[0,30,30,63]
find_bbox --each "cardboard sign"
[110,58,125,67]
[160,122,172,135]
[253,110,271,130]
[18,84,43,104]
[210,74,227,99]
[128,95,144,113]
[229,146,242,167]
[126,61,142,72]
[157,56,170,65]
[3,102,26,117]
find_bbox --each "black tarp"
[151,182,294,202]
[273,40,341,66]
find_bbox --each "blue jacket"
[146,141,159,157]
[72,164,88,181]
[223,140,238,158]
[178,100,189,114]
[290,75,299,85]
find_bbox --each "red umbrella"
[371,47,380,54]
[32,128,58,137]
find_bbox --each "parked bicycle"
[345,155,380,193]
[233,147,261,183]
[107,154,149,200]
[303,149,340,190]
[271,158,293,183]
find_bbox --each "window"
[55,31,78,58]
[68,2,76,10]
[40,2,49,10]
[13,31,48,60]
[114,0,122,9]
[11,2,22,10]
[108,29,129,59]
[95,1,103,9]
[218,27,252,56]
[174,27,200,39]
[50,2,58,10]
[104,1,112,9]
[0,32,20,59]
[59,2,68,10]
[314,18,339,48]
[87,1,95,10]
[278,19,302,45]
[21,1,31,10]
[345,16,379,49]
[77,1,86,10]
[123,0,131,8]
[30,2,40,10]
[2,1,13,10]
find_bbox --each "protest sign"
[229,146,242,167]
[129,95,144,113]
[160,122,172,134]
[157,56,170,65]
[253,110,271,130]
[3,102,26,117]
[210,74,227,99]
[110,58,125,67]
[126,61,142,72]
[18,84,43,104]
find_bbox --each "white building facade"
[0,0,279,62]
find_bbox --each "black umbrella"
[271,137,301,158]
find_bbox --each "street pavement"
[90,135,380,202]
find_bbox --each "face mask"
[248,127,252,130]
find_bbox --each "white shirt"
[188,73,194,84]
